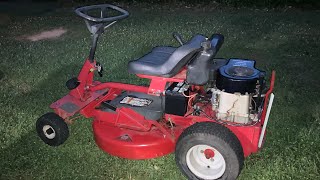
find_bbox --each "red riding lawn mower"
[36,4,275,180]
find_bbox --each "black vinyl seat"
[128,35,207,77]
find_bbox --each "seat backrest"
[161,34,207,77]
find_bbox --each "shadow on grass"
[0,63,81,146]
[0,63,83,178]
[0,70,4,81]
[19,63,82,110]
[0,131,48,179]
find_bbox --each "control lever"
[96,62,104,77]
[172,32,184,46]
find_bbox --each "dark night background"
[0,0,319,9]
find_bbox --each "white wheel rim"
[186,144,226,180]
[43,125,56,139]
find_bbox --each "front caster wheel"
[175,122,244,180]
[36,112,69,146]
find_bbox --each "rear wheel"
[175,122,244,180]
[36,112,69,146]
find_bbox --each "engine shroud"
[216,59,262,94]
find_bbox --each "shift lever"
[172,32,184,46]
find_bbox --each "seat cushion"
[128,46,176,77]
[134,47,176,66]
[128,35,207,77]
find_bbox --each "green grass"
[1,3,320,180]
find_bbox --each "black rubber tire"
[175,122,244,180]
[36,112,69,146]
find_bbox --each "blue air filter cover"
[216,59,263,94]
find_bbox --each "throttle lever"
[96,62,104,77]
[172,32,184,46]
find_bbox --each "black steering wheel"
[75,4,129,34]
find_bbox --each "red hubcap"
[204,149,215,159]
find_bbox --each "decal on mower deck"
[120,96,152,107]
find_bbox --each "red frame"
[50,58,275,159]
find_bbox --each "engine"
[166,57,267,125]
[211,59,265,124]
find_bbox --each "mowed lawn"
[0,3,319,180]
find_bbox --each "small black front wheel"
[36,112,69,146]
[175,122,244,180]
